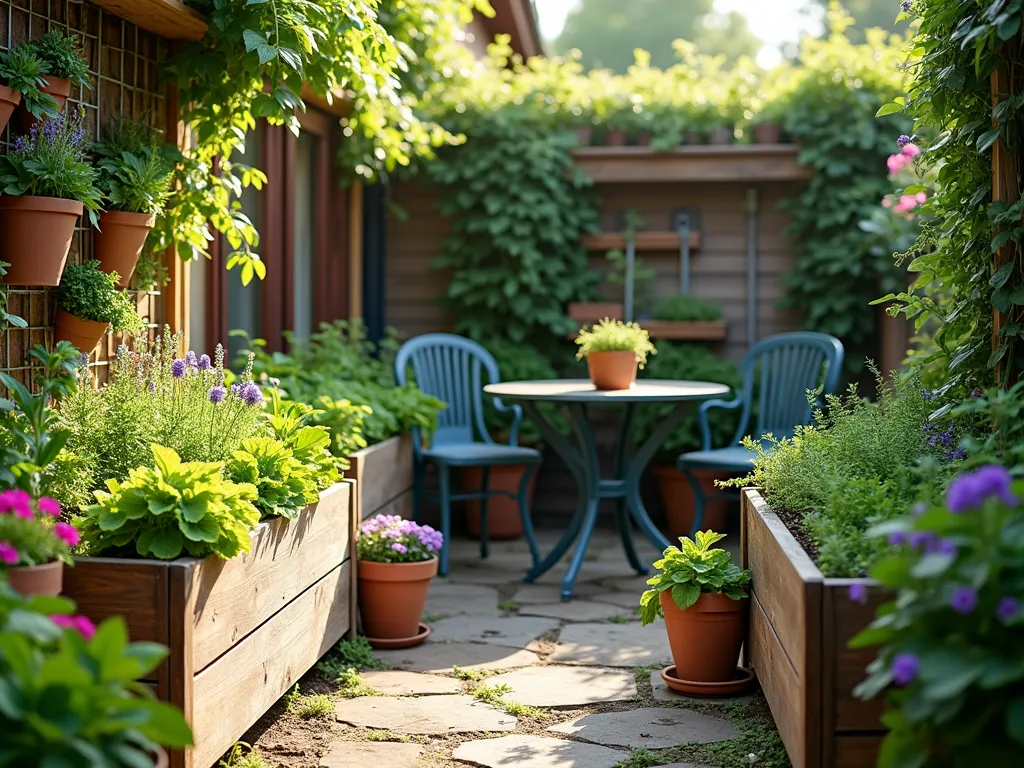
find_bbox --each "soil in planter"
[774,505,820,563]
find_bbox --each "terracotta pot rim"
[0,84,20,103]
[587,349,637,359]
[8,559,62,573]
[660,589,748,614]
[358,556,439,582]
[56,308,110,327]
[0,195,84,214]
[41,75,72,97]
[100,209,158,227]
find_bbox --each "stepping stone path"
[359,669,461,696]
[372,641,541,672]
[425,581,502,618]
[319,741,423,767]
[519,600,626,622]
[427,615,559,648]
[549,707,741,748]
[551,621,673,666]
[454,734,625,768]
[488,665,637,707]
[334,694,516,734]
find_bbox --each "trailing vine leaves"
[880,0,1024,391]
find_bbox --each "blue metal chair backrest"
[394,333,501,450]
[731,332,844,444]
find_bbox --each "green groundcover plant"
[53,261,144,334]
[851,465,1024,767]
[0,490,77,568]
[575,319,656,366]
[357,514,443,564]
[639,531,750,624]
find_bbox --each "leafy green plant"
[0,262,26,331]
[227,436,319,520]
[852,466,1024,767]
[24,29,90,87]
[91,116,175,216]
[0,492,77,568]
[79,443,260,561]
[652,293,723,323]
[264,391,338,488]
[575,319,656,366]
[639,531,750,624]
[52,260,144,333]
[0,45,59,120]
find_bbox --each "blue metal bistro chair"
[394,334,543,576]
[676,332,845,533]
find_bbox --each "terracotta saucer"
[366,623,431,650]
[661,665,755,698]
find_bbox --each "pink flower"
[0,541,19,565]
[915,191,927,204]
[0,489,32,517]
[887,154,908,174]
[50,614,97,640]
[53,522,80,547]
[882,197,892,208]
[37,497,61,517]
[894,194,918,213]
[901,142,920,157]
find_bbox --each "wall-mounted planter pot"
[62,482,355,768]
[0,84,20,134]
[17,75,71,132]
[741,488,886,768]
[0,195,82,285]
[708,127,735,145]
[574,127,593,146]
[54,310,109,354]
[642,320,727,342]
[95,210,157,287]
[752,123,784,144]
[683,130,704,145]
[635,132,652,146]
[604,130,629,146]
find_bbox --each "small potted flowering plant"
[0,490,78,596]
[357,514,443,648]
[575,318,656,390]
[52,260,144,353]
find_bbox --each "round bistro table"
[483,379,731,599]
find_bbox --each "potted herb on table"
[16,30,90,132]
[53,260,144,354]
[357,514,443,649]
[640,530,753,695]
[0,108,102,286]
[0,45,58,135]
[575,318,656,391]
[91,118,175,286]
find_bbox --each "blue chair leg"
[437,464,452,576]
[518,463,541,570]
[412,461,425,522]
[478,465,490,561]
[682,468,707,536]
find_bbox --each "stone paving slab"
[360,669,462,696]
[319,741,424,767]
[588,591,645,611]
[649,670,754,705]
[453,735,625,768]
[486,665,637,707]
[334,695,516,735]
[427,615,559,648]
[372,642,540,673]
[599,574,654,593]
[549,622,672,667]
[548,706,740,748]
[510,582,602,604]
[518,600,625,622]
[425,582,502,618]
[446,566,522,587]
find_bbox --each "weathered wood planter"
[62,482,354,768]
[740,488,887,768]
[349,434,414,522]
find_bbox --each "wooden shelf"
[581,230,700,251]
[90,0,207,41]
[643,320,727,341]
[572,144,812,184]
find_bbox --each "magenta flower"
[882,197,892,208]
[37,497,61,517]
[0,489,32,517]
[54,522,80,548]
[51,614,97,640]
[848,583,867,603]
[947,465,1016,513]
[0,541,19,565]
[950,585,978,615]
[891,653,919,686]
[901,142,921,158]
[887,153,909,174]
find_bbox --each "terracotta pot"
[708,127,735,145]
[635,132,652,146]
[574,127,592,146]
[17,74,71,132]
[358,557,438,640]
[653,465,730,537]
[0,196,82,286]
[604,130,629,146]
[462,464,538,540]
[752,123,784,144]
[586,350,637,390]
[7,560,63,597]
[683,130,704,145]
[0,84,20,135]
[95,210,156,286]
[54,309,109,354]
[152,748,168,768]
[660,589,747,683]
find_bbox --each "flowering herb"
[0,491,77,568]
[851,466,1024,765]
[357,515,443,564]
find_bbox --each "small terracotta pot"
[586,350,637,390]
[7,560,63,597]
[0,84,20,135]
[54,309,109,354]
[604,130,629,146]
[462,463,539,540]
[17,74,71,132]
[574,127,592,146]
[660,590,747,683]
[358,557,438,640]
[683,130,704,145]
[95,210,156,287]
[752,123,784,144]
[708,126,735,145]
[635,132,652,146]
[653,466,730,536]
[0,195,83,286]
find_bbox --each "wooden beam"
[580,231,701,251]
[90,0,207,41]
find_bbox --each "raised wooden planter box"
[349,434,414,522]
[62,482,355,768]
[740,488,886,768]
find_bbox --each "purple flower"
[900,1,912,12]
[185,351,198,369]
[391,543,408,554]
[209,385,227,404]
[997,597,1020,623]
[79,351,90,367]
[13,135,27,153]
[971,388,984,398]
[171,358,186,378]
[198,354,212,371]
[240,382,264,407]
[934,538,957,556]
[910,501,927,517]
[896,134,912,148]
[887,531,908,546]
[946,465,1016,513]
[891,653,919,686]
[908,531,936,550]
[950,585,978,615]
[945,448,967,462]
[230,382,243,397]
[148,380,157,393]
[848,583,867,603]
[921,389,934,400]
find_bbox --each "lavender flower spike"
[171,358,186,379]
[240,382,264,407]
